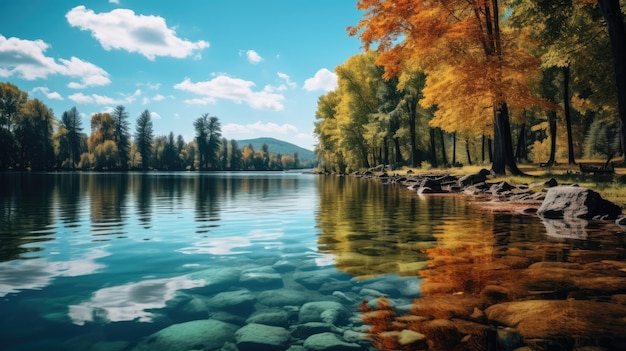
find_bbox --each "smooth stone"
[246,310,291,328]
[298,301,351,325]
[537,186,622,219]
[291,322,341,339]
[206,289,256,315]
[235,323,291,351]
[257,289,310,307]
[273,260,298,273]
[131,319,238,351]
[303,332,361,351]
[187,267,241,294]
[240,267,284,290]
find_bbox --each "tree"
[88,112,115,152]
[349,0,545,174]
[111,105,131,169]
[135,109,154,170]
[193,113,222,170]
[60,106,83,169]
[16,99,55,170]
[229,139,243,170]
[0,82,27,131]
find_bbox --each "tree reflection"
[0,173,55,261]
[360,201,626,350]
[88,173,127,240]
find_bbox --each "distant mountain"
[236,137,316,163]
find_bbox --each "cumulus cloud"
[304,68,337,92]
[174,75,285,111]
[245,49,263,64]
[277,72,296,89]
[150,111,161,120]
[32,87,63,100]
[0,35,110,87]
[68,89,141,105]
[66,6,209,60]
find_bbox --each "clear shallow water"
[0,172,625,351]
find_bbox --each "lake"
[0,172,625,351]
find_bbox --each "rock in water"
[131,319,238,351]
[302,332,361,351]
[235,323,291,351]
[537,186,622,220]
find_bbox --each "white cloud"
[61,57,111,89]
[32,86,63,100]
[222,121,298,135]
[68,89,141,105]
[142,93,169,105]
[304,68,337,92]
[66,6,210,60]
[150,111,161,120]
[0,35,110,88]
[109,0,120,4]
[277,72,297,89]
[245,49,263,64]
[174,75,284,111]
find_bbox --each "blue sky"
[0,0,365,150]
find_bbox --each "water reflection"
[356,193,626,350]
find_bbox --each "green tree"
[60,106,83,169]
[229,139,242,170]
[135,109,154,170]
[111,105,131,169]
[193,113,222,170]
[0,82,27,132]
[16,99,55,170]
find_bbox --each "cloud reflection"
[0,247,109,297]
[68,275,205,325]
[177,229,283,255]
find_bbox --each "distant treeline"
[0,82,313,171]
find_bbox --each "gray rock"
[246,310,291,327]
[240,267,284,290]
[294,271,328,290]
[235,323,291,351]
[131,319,238,351]
[207,289,256,315]
[298,301,351,325]
[303,332,361,351]
[273,260,298,273]
[417,178,445,194]
[291,322,341,339]
[258,289,310,307]
[537,186,622,220]
[187,267,241,294]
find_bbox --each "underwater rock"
[235,323,291,351]
[240,267,284,290]
[298,301,351,325]
[246,310,291,328]
[302,332,361,351]
[206,289,257,315]
[131,319,238,351]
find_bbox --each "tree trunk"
[562,65,576,165]
[452,132,457,165]
[548,111,557,165]
[439,129,448,166]
[393,137,403,164]
[409,106,418,167]
[466,138,472,165]
[492,103,524,175]
[482,135,486,163]
[598,0,626,164]
[430,128,438,167]
[515,123,527,162]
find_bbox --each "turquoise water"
[0,172,625,350]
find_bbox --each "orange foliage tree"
[349,0,547,174]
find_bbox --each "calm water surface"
[0,172,625,350]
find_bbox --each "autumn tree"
[350,0,546,174]
[135,109,154,170]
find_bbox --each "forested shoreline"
[0,82,310,172]
[314,0,626,175]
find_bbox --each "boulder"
[246,310,291,327]
[302,332,361,351]
[235,323,291,351]
[131,319,238,351]
[537,186,622,220]
[298,301,351,325]
[206,289,256,315]
[240,267,284,290]
[417,178,445,194]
